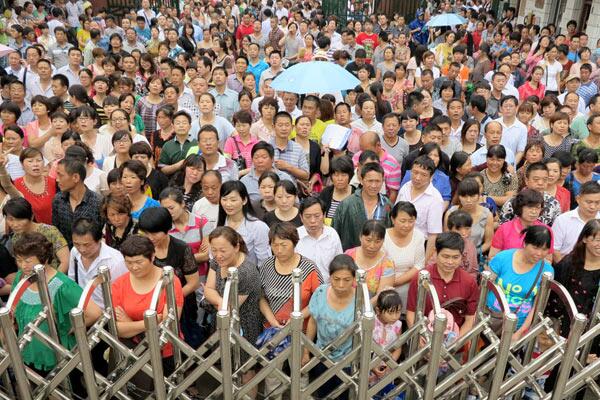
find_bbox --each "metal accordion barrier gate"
[0,265,598,400]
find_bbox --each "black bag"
[232,138,247,170]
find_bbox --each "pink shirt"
[491,218,554,253]
[352,149,402,193]
[223,134,258,170]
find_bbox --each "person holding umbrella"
[409,10,429,46]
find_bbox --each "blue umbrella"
[425,13,467,27]
[270,61,360,94]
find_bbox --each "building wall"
[520,0,597,49]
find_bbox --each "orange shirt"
[442,64,471,85]
[112,272,184,357]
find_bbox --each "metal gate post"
[551,313,588,400]
[357,308,375,400]
[423,312,447,400]
[289,269,303,400]
[0,307,32,400]
[487,313,518,399]
[70,307,99,400]
[163,266,182,370]
[144,310,167,400]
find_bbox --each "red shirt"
[355,32,379,63]
[235,23,254,42]
[518,81,546,102]
[406,264,479,327]
[14,176,56,225]
[111,272,184,357]
[554,185,571,213]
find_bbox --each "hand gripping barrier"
[1,265,600,399]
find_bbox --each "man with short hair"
[271,111,309,182]
[10,81,34,125]
[159,110,198,175]
[52,159,104,248]
[345,48,375,78]
[356,20,378,63]
[240,141,293,202]
[352,131,402,203]
[381,113,409,166]
[69,217,127,307]
[342,30,363,59]
[559,75,586,114]
[123,28,147,54]
[235,12,254,48]
[396,155,445,260]
[281,92,301,119]
[26,58,53,100]
[333,162,391,250]
[468,94,491,142]
[56,47,83,86]
[47,27,73,69]
[209,67,240,122]
[259,50,284,89]
[51,74,73,111]
[227,55,248,93]
[552,181,600,263]
[247,42,269,92]
[406,232,478,337]
[249,20,268,57]
[470,121,516,167]
[577,64,598,107]
[296,197,343,281]
[499,162,562,225]
[493,96,527,164]
[6,51,26,83]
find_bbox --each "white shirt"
[350,119,384,137]
[68,242,128,308]
[486,117,527,156]
[192,197,219,237]
[56,65,82,86]
[558,92,587,114]
[85,167,109,195]
[470,145,516,168]
[295,225,343,282]
[251,95,285,116]
[395,182,444,237]
[552,208,600,255]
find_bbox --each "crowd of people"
[1,0,600,398]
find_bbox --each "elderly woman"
[259,222,322,328]
[345,220,395,304]
[303,254,358,400]
[489,188,553,260]
[4,197,69,273]
[205,226,262,385]
[111,235,183,391]
[12,232,100,377]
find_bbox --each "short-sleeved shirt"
[159,138,198,167]
[14,270,82,370]
[553,209,600,255]
[487,249,554,328]
[270,140,309,181]
[406,264,479,327]
[492,218,554,253]
[259,255,322,327]
[345,247,395,297]
[401,169,451,201]
[10,224,67,271]
[52,188,104,248]
[14,177,56,225]
[395,182,444,237]
[112,271,184,357]
[308,284,356,361]
[130,196,160,222]
[351,150,402,195]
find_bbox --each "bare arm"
[56,246,70,274]
[259,296,283,328]
[459,315,475,338]
[481,211,494,254]
[394,267,418,287]
[489,190,515,207]
[160,159,185,175]
[425,234,437,263]
[183,272,201,297]
[204,268,223,310]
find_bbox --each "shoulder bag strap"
[513,260,545,315]
[232,136,243,159]
[73,257,79,285]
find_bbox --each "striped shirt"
[136,97,165,138]
[352,150,402,195]
[259,255,323,326]
[169,212,207,256]
[269,139,310,182]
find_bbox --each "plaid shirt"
[52,187,104,248]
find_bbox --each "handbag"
[485,260,546,335]
[232,137,247,170]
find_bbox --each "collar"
[429,263,460,283]
[215,153,227,169]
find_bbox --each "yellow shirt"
[289,118,328,143]
[77,29,91,51]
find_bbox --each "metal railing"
[0,265,598,399]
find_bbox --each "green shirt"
[571,115,589,140]
[13,270,82,370]
[158,137,198,166]
[571,139,600,159]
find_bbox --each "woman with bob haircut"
[13,147,56,224]
[489,188,554,260]
[102,194,139,248]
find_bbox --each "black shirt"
[401,148,450,179]
[52,187,104,248]
[263,210,303,228]
[147,169,169,201]
[345,61,376,79]
[154,236,198,319]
